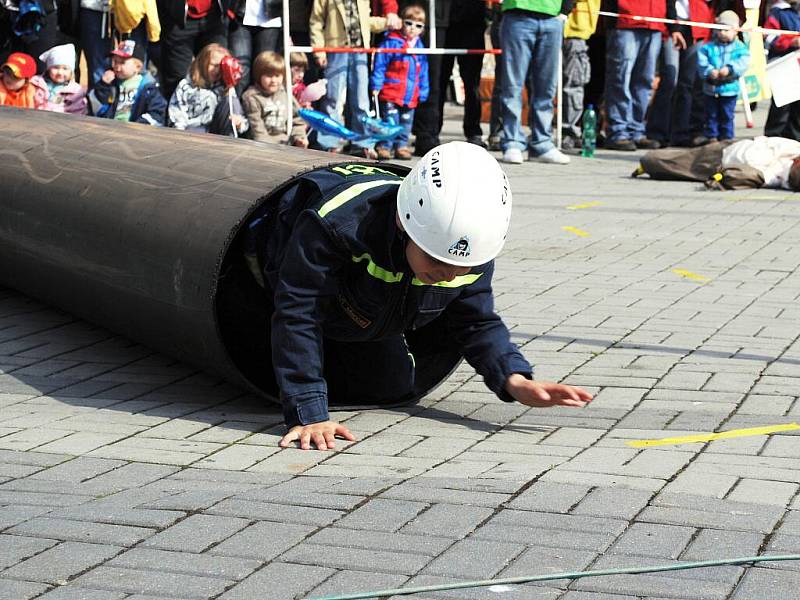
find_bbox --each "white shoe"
[531,148,571,164]
[502,148,524,164]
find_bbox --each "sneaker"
[376,147,392,160]
[488,135,502,151]
[635,137,661,150]
[605,138,636,151]
[530,148,570,164]
[466,135,488,148]
[394,146,412,160]
[502,148,524,164]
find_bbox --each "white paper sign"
[766,50,800,108]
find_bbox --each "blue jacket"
[370,31,429,108]
[90,72,167,125]
[697,38,750,97]
[249,164,532,427]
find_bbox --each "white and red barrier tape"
[290,46,501,55]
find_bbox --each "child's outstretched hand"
[505,374,593,408]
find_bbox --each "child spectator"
[88,40,166,125]
[0,52,47,109]
[242,51,308,146]
[309,0,387,157]
[697,11,749,142]
[168,43,249,137]
[33,44,87,115]
[290,52,309,104]
[369,3,428,160]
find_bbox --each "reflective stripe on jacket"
[251,165,532,427]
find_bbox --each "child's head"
[39,44,76,84]
[289,52,308,85]
[191,43,230,89]
[401,4,426,41]
[1,52,35,91]
[110,40,144,81]
[715,11,739,43]
[253,51,285,94]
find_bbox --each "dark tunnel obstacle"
[0,108,462,407]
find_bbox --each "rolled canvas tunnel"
[0,108,462,406]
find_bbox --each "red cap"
[2,52,36,80]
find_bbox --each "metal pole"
[283,0,292,136]
[428,0,437,49]
[556,46,563,150]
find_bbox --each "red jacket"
[612,0,667,31]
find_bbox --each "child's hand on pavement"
[505,374,593,408]
[101,69,115,84]
[280,421,356,451]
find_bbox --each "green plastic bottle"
[581,104,597,158]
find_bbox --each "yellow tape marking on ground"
[627,423,800,448]
[562,226,590,238]
[567,201,602,210]
[671,268,710,282]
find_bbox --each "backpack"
[12,0,46,40]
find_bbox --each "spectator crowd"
[1,0,799,164]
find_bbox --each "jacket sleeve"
[370,16,388,33]
[309,0,326,49]
[90,78,116,118]
[418,54,429,103]
[727,41,750,77]
[443,262,533,402]
[242,90,269,141]
[697,44,713,77]
[271,210,348,428]
[369,43,391,92]
[380,0,398,14]
[136,84,167,125]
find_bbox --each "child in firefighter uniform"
[244,142,593,450]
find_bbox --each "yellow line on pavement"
[627,423,800,448]
[671,268,710,282]
[562,226,590,238]
[567,201,602,210]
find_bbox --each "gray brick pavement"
[0,109,799,599]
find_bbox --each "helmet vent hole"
[418,198,424,206]
[405,213,410,220]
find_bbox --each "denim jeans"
[228,21,281,95]
[377,101,414,150]
[317,52,371,150]
[605,28,661,142]
[499,12,563,155]
[704,94,737,140]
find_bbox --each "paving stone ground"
[2,107,800,599]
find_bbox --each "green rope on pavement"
[304,554,800,600]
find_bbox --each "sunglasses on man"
[403,20,425,30]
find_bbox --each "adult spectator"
[226,0,282,96]
[412,0,452,156]
[158,0,228,100]
[487,3,503,150]
[603,0,666,151]
[764,0,800,141]
[646,0,714,148]
[437,0,487,147]
[499,0,574,165]
[309,0,386,157]
[1,0,71,72]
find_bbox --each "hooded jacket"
[89,71,166,125]
[248,164,532,427]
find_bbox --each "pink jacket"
[31,77,87,115]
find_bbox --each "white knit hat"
[39,44,76,69]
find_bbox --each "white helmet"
[397,141,512,267]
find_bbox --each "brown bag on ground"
[704,166,765,190]
[637,141,736,182]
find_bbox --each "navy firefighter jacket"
[250,163,533,427]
